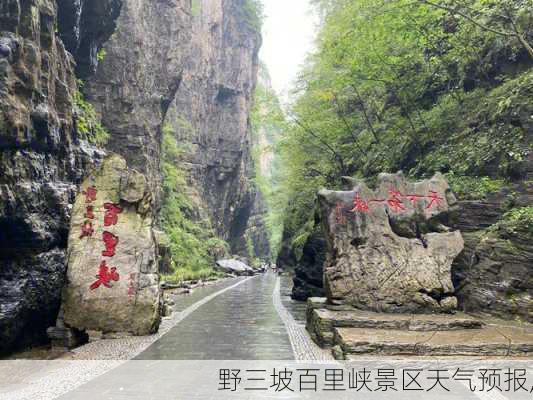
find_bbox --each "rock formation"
[291,227,326,301]
[452,177,533,322]
[215,259,254,276]
[81,0,190,207]
[0,0,104,353]
[62,155,160,335]
[0,0,269,353]
[56,0,123,78]
[318,172,464,313]
[164,0,269,257]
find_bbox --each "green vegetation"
[240,0,264,33]
[96,48,107,62]
[271,0,532,254]
[446,173,507,200]
[160,124,230,283]
[74,82,109,146]
[496,206,533,237]
[191,0,201,17]
[250,66,288,258]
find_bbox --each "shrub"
[74,85,109,146]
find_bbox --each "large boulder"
[318,172,464,313]
[215,259,254,276]
[62,155,161,335]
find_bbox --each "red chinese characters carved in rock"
[102,231,119,257]
[85,206,95,220]
[80,220,94,239]
[426,190,444,209]
[103,203,122,227]
[338,188,445,219]
[335,202,347,225]
[349,193,370,213]
[83,186,97,203]
[387,189,406,213]
[89,261,120,290]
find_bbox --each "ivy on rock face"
[74,82,109,146]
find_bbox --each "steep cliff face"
[165,0,268,257]
[452,160,533,322]
[0,0,104,353]
[82,0,191,207]
[0,0,267,353]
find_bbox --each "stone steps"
[306,298,533,359]
[306,304,484,347]
[335,326,533,358]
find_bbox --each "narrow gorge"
[0,0,531,374]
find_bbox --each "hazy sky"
[259,0,318,102]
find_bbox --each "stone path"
[0,273,332,400]
[136,273,295,359]
[274,276,334,361]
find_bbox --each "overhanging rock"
[62,155,161,335]
[318,172,463,313]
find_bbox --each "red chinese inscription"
[103,203,122,226]
[89,261,120,290]
[102,231,119,257]
[83,186,126,292]
[335,202,346,225]
[426,190,444,209]
[349,193,369,213]
[80,220,94,239]
[85,206,95,219]
[387,189,406,213]
[339,188,445,218]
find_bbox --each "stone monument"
[62,155,161,335]
[317,172,463,313]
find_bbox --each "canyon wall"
[165,0,269,258]
[0,0,267,353]
[0,0,106,353]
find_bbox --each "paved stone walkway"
[137,273,294,359]
[1,272,333,399]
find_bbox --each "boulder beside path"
[318,172,463,313]
[215,259,254,276]
[62,155,161,335]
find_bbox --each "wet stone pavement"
[280,274,307,325]
[136,273,295,360]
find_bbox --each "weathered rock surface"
[56,0,122,78]
[165,0,268,257]
[0,0,104,353]
[82,0,191,207]
[292,228,326,301]
[307,306,485,347]
[335,325,533,358]
[62,155,160,335]
[452,179,533,322]
[215,259,254,276]
[318,172,464,313]
[0,0,267,354]
[276,230,299,272]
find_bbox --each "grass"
[74,83,109,146]
[162,267,223,284]
[446,172,507,200]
